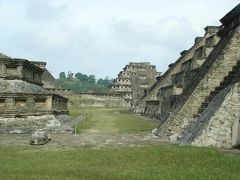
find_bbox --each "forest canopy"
[58,71,113,93]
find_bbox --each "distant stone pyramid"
[110,62,161,107]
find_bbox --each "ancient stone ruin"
[133,3,240,148]
[0,56,68,117]
[68,92,127,108]
[0,54,70,134]
[110,62,161,106]
[32,61,72,96]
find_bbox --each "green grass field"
[70,107,159,133]
[0,145,240,180]
[1,107,240,180]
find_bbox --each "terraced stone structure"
[111,62,161,106]
[0,55,68,118]
[32,61,71,96]
[134,3,240,148]
[133,26,220,119]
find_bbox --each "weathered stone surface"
[0,57,68,118]
[110,62,161,106]
[133,26,220,117]
[151,128,158,134]
[134,3,240,148]
[190,83,240,148]
[0,79,47,94]
[46,119,61,128]
[68,93,127,108]
[30,130,51,145]
[9,129,23,134]
[158,24,240,141]
[0,114,82,134]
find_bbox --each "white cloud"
[0,0,239,78]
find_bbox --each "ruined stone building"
[133,26,220,118]
[32,61,71,96]
[110,62,161,106]
[0,54,68,118]
[134,3,240,148]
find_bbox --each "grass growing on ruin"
[69,107,159,134]
[1,145,240,180]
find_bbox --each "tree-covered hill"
[58,71,113,93]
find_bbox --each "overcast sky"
[0,0,239,79]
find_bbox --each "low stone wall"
[0,115,83,134]
[68,93,128,108]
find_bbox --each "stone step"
[229,69,237,73]
[198,108,206,114]
[203,97,211,102]
[220,81,231,86]
[210,91,219,98]
[204,97,212,102]
[228,72,238,80]
[201,102,210,106]
[200,104,209,109]
[182,91,193,96]
[201,102,209,107]
[232,64,240,70]
[182,95,190,100]
[193,114,200,118]
[215,86,225,91]
[224,75,234,81]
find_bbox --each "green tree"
[75,72,83,80]
[59,72,66,79]
[88,75,96,84]
[58,71,112,93]
[67,71,74,80]
[81,74,89,82]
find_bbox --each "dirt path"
[0,132,166,148]
[0,109,167,148]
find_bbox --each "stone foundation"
[0,114,81,134]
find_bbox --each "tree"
[81,74,89,82]
[59,72,66,79]
[88,75,96,84]
[75,72,83,80]
[58,71,112,93]
[67,71,74,80]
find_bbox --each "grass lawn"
[69,107,159,134]
[1,107,240,179]
[0,145,240,180]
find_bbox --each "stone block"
[9,129,23,134]
[30,130,51,145]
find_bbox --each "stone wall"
[0,56,69,117]
[145,100,160,118]
[158,17,240,141]
[0,93,68,117]
[133,26,220,118]
[190,83,240,148]
[0,58,44,86]
[0,114,81,134]
[68,93,128,108]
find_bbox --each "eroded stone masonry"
[0,54,69,133]
[110,62,161,106]
[133,4,240,148]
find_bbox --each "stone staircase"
[194,61,240,118]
